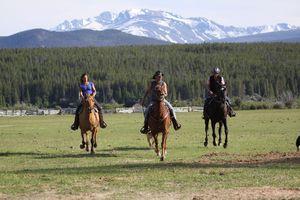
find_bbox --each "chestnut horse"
[79,95,99,154]
[203,85,229,148]
[148,85,172,161]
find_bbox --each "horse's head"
[215,84,226,103]
[83,94,95,113]
[155,85,165,101]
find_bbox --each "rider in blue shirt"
[71,73,107,130]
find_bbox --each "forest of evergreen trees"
[0,43,299,108]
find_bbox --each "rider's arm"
[79,87,84,100]
[206,79,213,95]
[91,83,96,97]
[162,82,168,97]
[141,83,151,105]
[221,77,226,86]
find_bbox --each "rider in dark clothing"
[71,73,107,130]
[203,67,236,118]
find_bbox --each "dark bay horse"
[79,95,99,154]
[203,85,229,148]
[148,85,172,161]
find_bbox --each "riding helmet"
[152,70,164,79]
[212,67,221,74]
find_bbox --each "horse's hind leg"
[218,122,222,146]
[147,133,154,148]
[204,118,209,147]
[211,121,217,146]
[223,119,229,148]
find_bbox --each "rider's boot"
[171,117,181,130]
[202,110,206,119]
[140,117,150,134]
[71,114,79,130]
[169,109,181,130]
[202,99,209,119]
[228,105,236,117]
[94,104,107,128]
[98,110,107,128]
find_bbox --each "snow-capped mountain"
[52,9,298,43]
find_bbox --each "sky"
[1,0,300,36]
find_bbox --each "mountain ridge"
[52,8,299,43]
[0,29,169,48]
[211,29,300,43]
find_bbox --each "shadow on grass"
[0,152,47,157]
[12,156,300,175]
[0,151,117,159]
[102,146,151,152]
[37,152,118,159]
[0,146,149,158]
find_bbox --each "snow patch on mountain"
[52,8,299,43]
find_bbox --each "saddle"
[149,102,169,122]
[79,107,98,114]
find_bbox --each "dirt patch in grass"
[200,151,300,165]
[191,187,300,200]
[7,190,114,200]
[12,187,299,200]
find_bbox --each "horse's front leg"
[211,121,217,146]
[223,119,229,148]
[90,129,97,154]
[93,128,98,148]
[204,118,209,147]
[218,122,222,146]
[160,131,168,161]
[80,130,87,150]
[153,134,160,157]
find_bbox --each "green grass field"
[0,110,299,199]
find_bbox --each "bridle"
[84,96,95,113]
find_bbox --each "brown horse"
[203,85,229,148]
[79,95,99,154]
[148,85,172,161]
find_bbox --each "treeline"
[0,43,299,108]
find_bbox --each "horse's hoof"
[93,143,97,148]
[91,151,95,155]
[213,141,217,146]
[80,144,85,149]
[204,141,208,147]
[223,143,228,148]
[160,157,164,161]
[218,141,221,146]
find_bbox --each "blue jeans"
[144,99,176,119]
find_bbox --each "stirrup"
[100,121,107,128]
[71,124,78,131]
[229,112,236,117]
[140,127,150,134]
[174,123,181,131]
